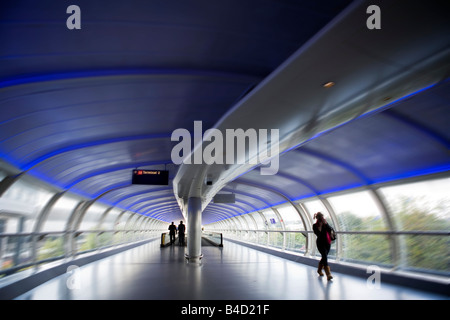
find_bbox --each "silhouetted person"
[178,221,186,246]
[168,222,177,244]
[313,212,333,280]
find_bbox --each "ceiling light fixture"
[323,81,335,88]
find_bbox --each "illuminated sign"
[213,194,235,204]
[132,170,169,185]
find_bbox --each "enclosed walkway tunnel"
[0,0,449,303]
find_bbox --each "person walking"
[313,212,333,280]
[168,222,177,244]
[178,221,186,246]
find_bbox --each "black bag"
[328,226,336,242]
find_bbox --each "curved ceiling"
[203,79,450,223]
[175,0,450,221]
[0,1,449,224]
[0,0,353,222]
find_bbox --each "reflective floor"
[15,240,447,300]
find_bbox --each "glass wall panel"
[399,235,449,273]
[233,216,244,230]
[241,214,256,230]
[303,199,329,222]
[35,195,80,264]
[277,203,306,253]
[340,234,391,266]
[113,211,131,244]
[379,178,450,231]
[240,214,257,243]
[0,172,163,275]
[76,203,109,252]
[226,217,237,232]
[284,231,307,254]
[42,194,81,232]
[100,208,122,230]
[240,215,251,229]
[139,217,150,230]
[0,180,55,269]
[236,216,250,241]
[260,209,283,248]
[223,218,235,238]
[249,212,267,244]
[380,177,450,273]
[277,204,303,231]
[210,221,221,231]
[115,212,131,230]
[327,191,387,231]
[205,177,449,276]
[79,203,108,231]
[124,214,139,242]
[36,234,65,262]
[328,191,388,264]
[131,216,143,241]
[268,231,283,249]
[0,234,33,271]
[0,179,54,233]
[250,212,266,229]
[276,204,306,253]
[261,209,282,230]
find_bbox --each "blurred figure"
[313,212,333,280]
[178,221,186,246]
[168,222,177,244]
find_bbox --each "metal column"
[186,197,203,262]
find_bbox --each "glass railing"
[214,229,450,275]
[202,231,223,247]
[0,229,161,278]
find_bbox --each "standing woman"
[313,212,333,280]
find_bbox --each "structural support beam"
[31,191,67,263]
[370,187,401,269]
[0,173,25,198]
[293,201,315,256]
[186,197,203,262]
[64,200,86,257]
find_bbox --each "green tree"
[338,211,391,265]
[338,196,450,272]
[79,232,97,252]
[38,237,64,261]
[394,196,450,272]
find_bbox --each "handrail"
[207,228,450,277]
[202,231,223,247]
[0,229,162,238]
[208,229,450,236]
[0,228,165,278]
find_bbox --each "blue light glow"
[63,160,172,189]
[207,165,450,224]
[282,82,440,155]
[23,133,171,170]
[113,187,172,206]
[370,164,450,185]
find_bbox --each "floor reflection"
[15,240,446,300]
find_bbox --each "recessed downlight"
[323,81,335,88]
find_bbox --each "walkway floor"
[15,240,447,300]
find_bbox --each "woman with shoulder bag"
[313,212,334,280]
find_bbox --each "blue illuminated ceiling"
[203,80,450,223]
[0,1,449,224]
[0,0,353,222]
